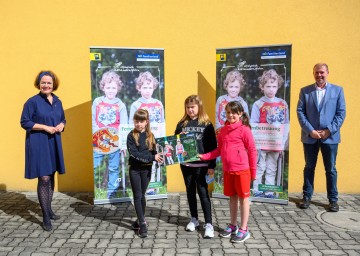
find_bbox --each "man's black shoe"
[328,202,339,212]
[299,198,310,209]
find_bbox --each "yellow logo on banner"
[216,53,226,61]
[90,53,101,61]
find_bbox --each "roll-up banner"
[90,47,166,204]
[215,45,291,205]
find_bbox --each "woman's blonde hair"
[132,109,155,150]
[179,95,211,127]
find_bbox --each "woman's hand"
[33,123,57,134]
[43,125,57,134]
[55,123,65,132]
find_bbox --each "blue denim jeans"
[93,151,120,196]
[177,153,184,163]
[302,142,338,202]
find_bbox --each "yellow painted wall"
[1,0,359,193]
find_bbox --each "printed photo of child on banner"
[215,45,291,204]
[90,47,166,204]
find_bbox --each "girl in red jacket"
[199,101,257,243]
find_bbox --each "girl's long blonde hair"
[132,109,156,150]
[179,95,211,127]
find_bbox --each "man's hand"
[318,129,330,139]
[310,130,321,139]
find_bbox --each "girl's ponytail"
[241,112,251,128]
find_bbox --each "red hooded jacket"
[201,120,257,179]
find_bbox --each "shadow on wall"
[0,184,6,191]
[197,71,215,121]
[58,101,93,192]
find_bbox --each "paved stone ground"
[0,191,359,256]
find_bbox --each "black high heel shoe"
[49,210,60,220]
[42,223,53,232]
[49,214,60,220]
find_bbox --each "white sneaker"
[186,217,199,231]
[204,223,214,238]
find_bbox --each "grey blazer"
[297,83,346,144]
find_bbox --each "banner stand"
[214,45,292,205]
[90,47,166,205]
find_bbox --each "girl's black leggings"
[180,165,212,224]
[129,167,152,224]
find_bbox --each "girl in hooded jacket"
[199,101,257,243]
[174,95,217,239]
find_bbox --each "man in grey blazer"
[297,63,346,212]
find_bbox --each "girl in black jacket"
[127,109,163,238]
[174,95,217,238]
